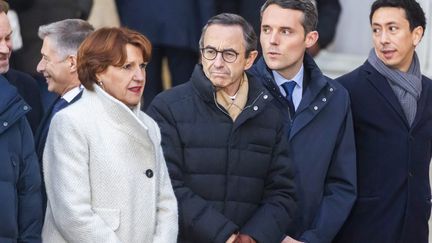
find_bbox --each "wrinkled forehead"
[203,24,245,52]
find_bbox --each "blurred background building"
[315,0,432,79]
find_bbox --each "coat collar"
[34,90,82,144]
[87,85,159,149]
[412,77,431,130]
[362,61,409,126]
[190,64,276,129]
[251,53,336,140]
[295,53,330,113]
[189,64,213,103]
[0,76,29,134]
[190,63,272,104]
[361,61,431,129]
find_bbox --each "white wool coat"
[42,85,178,243]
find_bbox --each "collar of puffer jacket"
[0,75,29,134]
[189,64,273,106]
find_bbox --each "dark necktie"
[281,81,296,117]
[51,98,68,115]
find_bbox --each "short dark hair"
[370,0,426,35]
[77,27,152,91]
[0,0,8,13]
[199,13,257,56]
[260,0,318,34]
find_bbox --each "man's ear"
[305,30,319,49]
[244,50,258,70]
[412,26,424,47]
[68,55,77,73]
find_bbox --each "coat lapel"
[35,90,83,158]
[34,96,59,154]
[411,77,431,130]
[289,62,333,140]
[92,86,155,150]
[363,62,409,126]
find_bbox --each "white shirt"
[273,65,304,110]
[62,85,83,103]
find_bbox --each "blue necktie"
[51,98,68,115]
[281,81,296,117]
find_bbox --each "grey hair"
[260,0,318,34]
[38,19,94,58]
[199,13,257,56]
[0,0,9,14]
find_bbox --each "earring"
[98,81,105,90]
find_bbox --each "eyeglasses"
[201,47,239,63]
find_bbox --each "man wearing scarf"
[334,0,432,242]
[147,13,297,243]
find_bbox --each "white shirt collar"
[62,85,83,103]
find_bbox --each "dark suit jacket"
[334,61,432,243]
[35,91,82,163]
[249,54,357,243]
[3,69,43,134]
[34,91,82,211]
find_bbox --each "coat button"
[263,95,268,99]
[329,88,334,92]
[313,106,318,111]
[23,105,29,111]
[322,98,327,102]
[253,106,258,111]
[145,169,153,178]
[3,121,8,127]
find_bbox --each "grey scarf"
[367,49,422,126]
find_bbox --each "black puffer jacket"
[147,65,297,243]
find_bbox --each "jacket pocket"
[93,207,120,231]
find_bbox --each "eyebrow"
[204,45,238,53]
[280,26,294,31]
[372,21,398,26]
[261,24,293,31]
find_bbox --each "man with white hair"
[34,18,94,211]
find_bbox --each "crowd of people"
[0,0,431,242]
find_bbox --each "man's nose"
[36,58,46,73]
[213,52,225,67]
[270,32,279,45]
[379,31,390,44]
[0,41,9,54]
